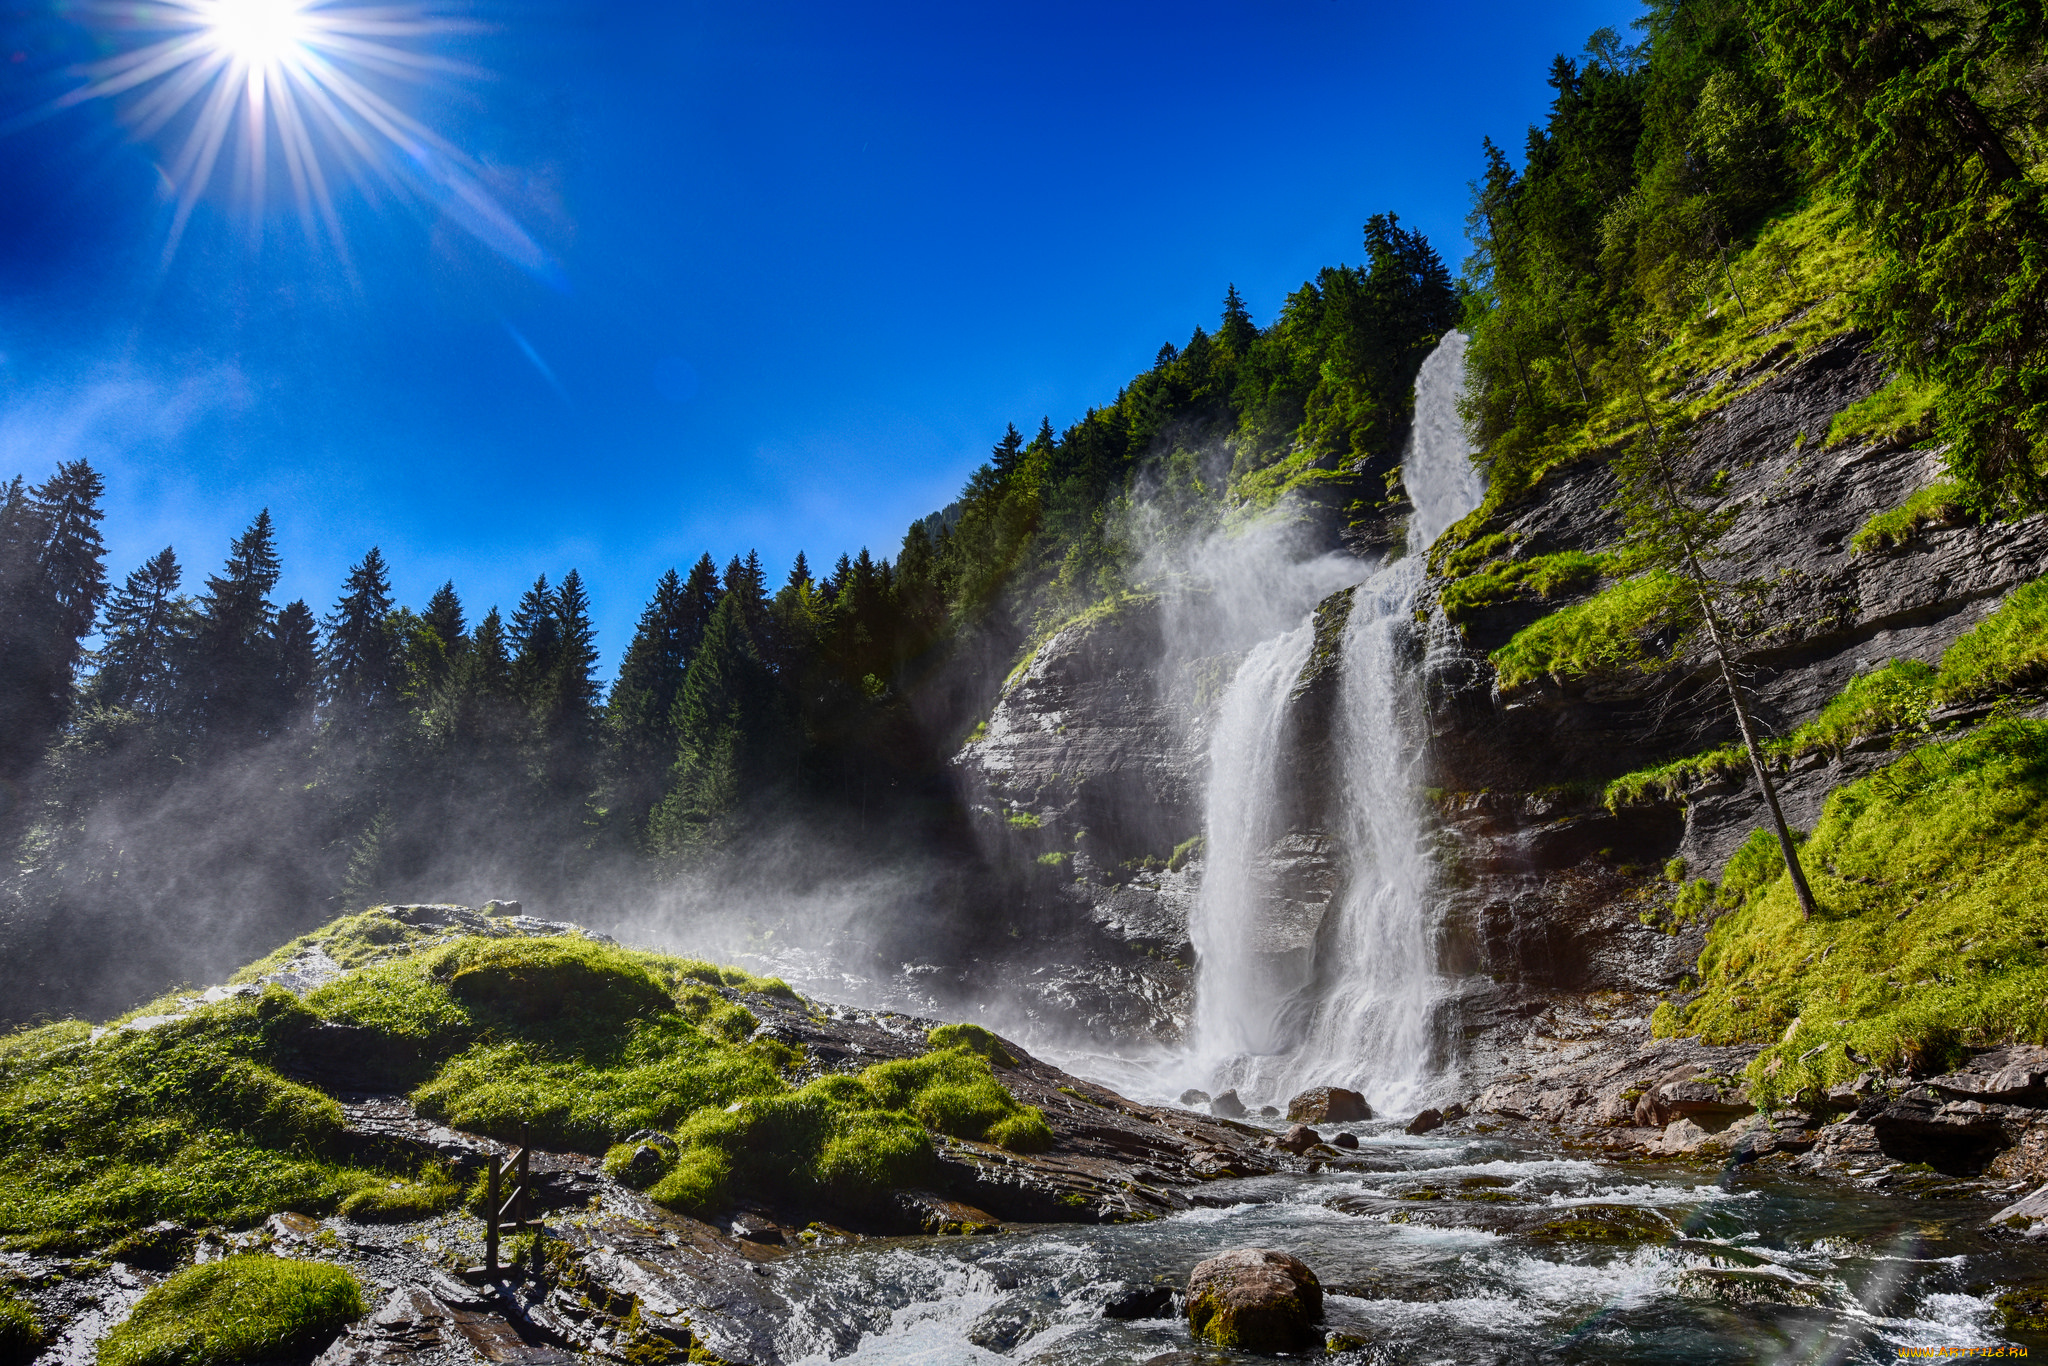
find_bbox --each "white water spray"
[1187,332,1483,1112]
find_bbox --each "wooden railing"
[482,1126,533,1277]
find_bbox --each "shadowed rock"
[1286,1087,1371,1123]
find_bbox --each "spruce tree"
[323,547,399,722]
[509,574,561,709]
[182,509,282,743]
[94,547,186,713]
[551,570,602,721]
[609,568,693,829]
[991,423,1025,475]
[272,600,322,727]
[680,554,720,658]
[650,592,789,852]
[1220,283,1258,355]
[0,462,108,780]
[422,581,466,652]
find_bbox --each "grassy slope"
[0,922,1050,1249]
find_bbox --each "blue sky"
[0,0,1639,674]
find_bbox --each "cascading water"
[1187,332,1485,1112]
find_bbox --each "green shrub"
[0,1286,41,1366]
[1492,571,1699,691]
[1933,575,2048,706]
[96,1256,364,1366]
[1661,719,2048,1106]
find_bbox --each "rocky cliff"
[946,330,2048,1186]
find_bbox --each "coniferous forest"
[0,217,1460,1026]
[7,0,2048,1031]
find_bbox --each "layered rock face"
[948,334,2047,1187]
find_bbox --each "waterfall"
[1185,332,1483,1113]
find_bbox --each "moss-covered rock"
[0,1286,42,1366]
[96,1255,364,1366]
[1185,1247,1323,1353]
[1529,1204,1674,1244]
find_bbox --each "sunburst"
[55,0,550,275]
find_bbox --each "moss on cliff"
[1656,717,2048,1106]
[1489,571,1698,692]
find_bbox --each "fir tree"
[94,547,186,713]
[649,593,791,852]
[509,574,560,709]
[323,547,399,721]
[272,599,322,727]
[182,509,283,742]
[0,462,108,780]
[608,568,694,830]
[1220,283,1258,355]
[422,581,466,652]
[991,423,1025,475]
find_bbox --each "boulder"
[1179,1089,1211,1107]
[1209,1090,1247,1119]
[1406,1108,1444,1136]
[1103,1282,1176,1319]
[1286,1087,1371,1124]
[1332,1132,1359,1150]
[1990,1182,2048,1240]
[1185,1247,1324,1352]
[893,1190,1000,1236]
[1258,1106,1281,1118]
[1275,1124,1321,1155]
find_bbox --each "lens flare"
[48,0,554,278]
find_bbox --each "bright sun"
[200,0,313,66]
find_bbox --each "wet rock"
[1530,1205,1673,1244]
[1995,1281,2048,1333]
[1185,1247,1324,1352]
[1274,1125,1321,1155]
[1209,1090,1247,1119]
[1179,1090,1211,1107]
[1103,1282,1176,1319]
[1647,1118,1714,1156]
[1669,1267,1837,1309]
[104,1220,191,1271]
[1406,1108,1444,1136]
[1258,1106,1281,1119]
[893,1189,1000,1236]
[1286,1087,1371,1124]
[965,1294,1040,1352]
[1990,1182,2048,1240]
[1332,1132,1359,1150]
[728,1212,784,1245]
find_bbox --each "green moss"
[1932,574,2048,707]
[337,1165,463,1223]
[96,1255,364,1366]
[0,990,386,1245]
[1440,550,1615,625]
[1661,719,2048,1106]
[1851,480,1971,553]
[1035,850,1068,867]
[926,1023,1014,1067]
[1997,1283,2048,1335]
[0,1286,42,1366]
[1167,836,1205,872]
[1005,810,1042,830]
[1826,374,1940,451]
[1491,571,1699,692]
[1531,1206,1673,1243]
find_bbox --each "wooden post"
[484,1155,500,1274]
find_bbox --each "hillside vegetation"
[0,916,1046,1250]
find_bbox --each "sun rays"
[54,0,549,275]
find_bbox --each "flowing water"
[1184,332,1485,1112]
[768,1119,2029,1364]
[742,336,2038,1360]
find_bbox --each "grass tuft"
[1932,575,2048,707]
[0,1285,41,1366]
[96,1255,364,1366]
[1826,374,1940,451]
[1490,571,1698,692]
[1851,480,1971,552]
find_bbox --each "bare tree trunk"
[1692,583,1820,920]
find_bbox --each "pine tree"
[422,581,466,652]
[608,568,694,829]
[181,509,283,743]
[991,423,1025,475]
[0,462,108,779]
[94,547,186,713]
[1220,283,1258,355]
[323,547,399,721]
[509,574,560,709]
[649,592,791,852]
[272,599,321,727]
